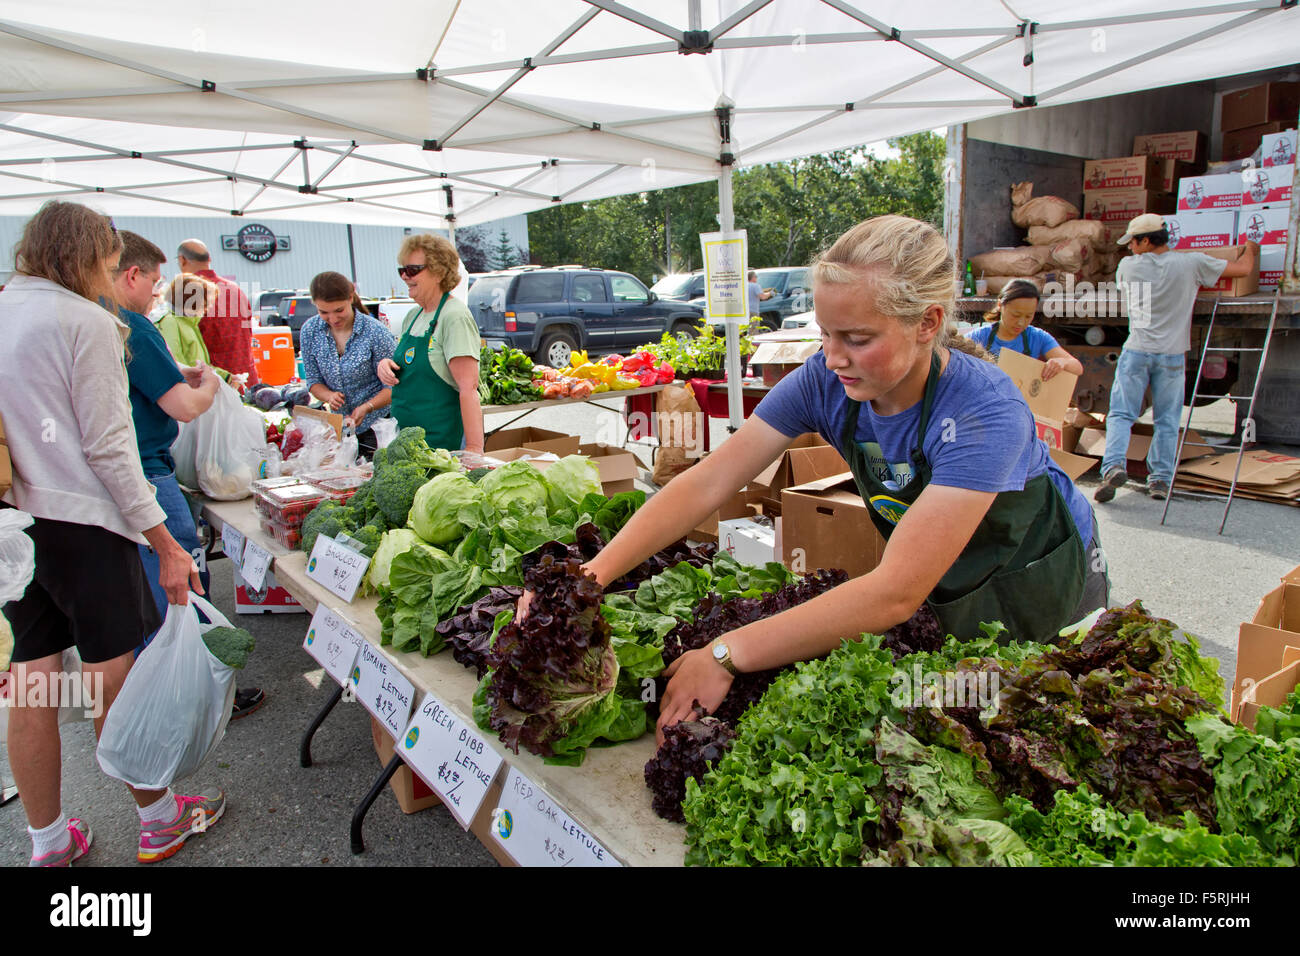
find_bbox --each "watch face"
[712,644,726,660]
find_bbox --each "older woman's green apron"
[389,293,464,451]
[838,351,1085,644]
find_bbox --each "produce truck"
[943,66,1300,444]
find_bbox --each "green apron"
[986,321,1029,357]
[839,351,1086,644]
[390,294,464,451]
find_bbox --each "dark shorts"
[2,509,161,665]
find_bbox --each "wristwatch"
[711,641,738,676]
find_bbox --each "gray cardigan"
[0,275,166,544]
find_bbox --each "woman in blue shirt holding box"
[965,279,1083,380]
[534,217,1109,742]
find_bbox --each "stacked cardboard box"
[1261,128,1297,168]
[1231,563,1300,729]
[1220,81,1300,161]
[1173,448,1300,505]
[1235,203,1290,292]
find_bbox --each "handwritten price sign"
[350,642,414,740]
[306,535,371,603]
[241,540,272,591]
[221,523,245,573]
[302,605,363,686]
[489,767,621,868]
[399,693,503,829]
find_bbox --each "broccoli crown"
[202,625,256,669]
[373,461,429,525]
[347,524,384,557]
[301,499,354,554]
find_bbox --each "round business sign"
[236,223,278,263]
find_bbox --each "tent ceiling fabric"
[0,0,1297,225]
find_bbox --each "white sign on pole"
[700,230,748,323]
[302,605,364,686]
[306,535,371,603]
[350,641,415,740]
[398,693,503,829]
[220,523,245,573]
[489,767,622,868]
[241,540,272,591]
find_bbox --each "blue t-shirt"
[123,308,185,477]
[754,350,1093,544]
[965,324,1061,360]
[747,280,761,315]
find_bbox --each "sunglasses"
[397,264,427,279]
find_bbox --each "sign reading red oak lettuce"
[491,767,622,867]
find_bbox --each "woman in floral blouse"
[300,271,396,456]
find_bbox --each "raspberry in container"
[261,517,303,550]
[259,483,327,528]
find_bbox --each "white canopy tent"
[2,0,1299,421]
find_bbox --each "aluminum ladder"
[1161,290,1281,534]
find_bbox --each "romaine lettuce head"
[544,455,604,511]
[409,471,481,545]
[477,460,550,515]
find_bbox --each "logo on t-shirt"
[861,442,914,489]
[869,494,910,526]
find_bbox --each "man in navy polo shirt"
[112,231,264,719]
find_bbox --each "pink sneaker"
[138,788,226,863]
[29,818,92,867]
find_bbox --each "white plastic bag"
[95,594,238,789]
[371,417,399,449]
[0,509,35,604]
[192,381,265,500]
[172,420,198,490]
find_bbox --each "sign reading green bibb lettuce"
[400,692,503,828]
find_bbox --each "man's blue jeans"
[137,471,210,650]
[1101,348,1186,486]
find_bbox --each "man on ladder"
[1094,213,1258,504]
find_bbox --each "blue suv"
[468,267,705,368]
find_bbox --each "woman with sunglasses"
[301,271,396,457]
[377,234,484,453]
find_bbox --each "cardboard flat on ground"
[780,473,886,577]
[200,498,687,867]
[1179,448,1300,486]
[1173,478,1300,504]
[484,427,580,457]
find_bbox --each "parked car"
[750,267,813,330]
[650,270,706,302]
[374,296,418,336]
[253,288,298,326]
[467,266,704,368]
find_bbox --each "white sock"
[29,813,71,858]
[137,789,176,825]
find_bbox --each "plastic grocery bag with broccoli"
[96,594,253,789]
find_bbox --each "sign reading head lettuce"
[221,224,291,263]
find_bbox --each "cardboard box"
[1176,173,1243,211]
[996,349,1077,447]
[748,340,822,387]
[1236,656,1300,731]
[1198,244,1260,296]
[1222,121,1288,162]
[717,516,777,567]
[1241,163,1293,208]
[1261,128,1297,168]
[370,716,440,814]
[576,442,645,496]
[233,566,305,614]
[1235,205,1289,246]
[1165,210,1238,251]
[1231,622,1300,726]
[1133,130,1207,165]
[1220,81,1300,133]
[484,427,579,456]
[751,433,848,516]
[692,487,764,543]
[1259,245,1285,293]
[780,474,886,577]
[1156,159,1199,194]
[1074,424,1211,471]
[1083,155,1164,191]
[0,412,10,497]
[1231,581,1300,728]
[1082,188,1174,223]
[1282,564,1300,586]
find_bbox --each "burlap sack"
[984,275,1045,295]
[1027,220,1108,249]
[1049,238,1091,272]
[971,245,1054,277]
[1010,182,1079,228]
[652,383,704,485]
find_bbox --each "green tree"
[493,228,517,269]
